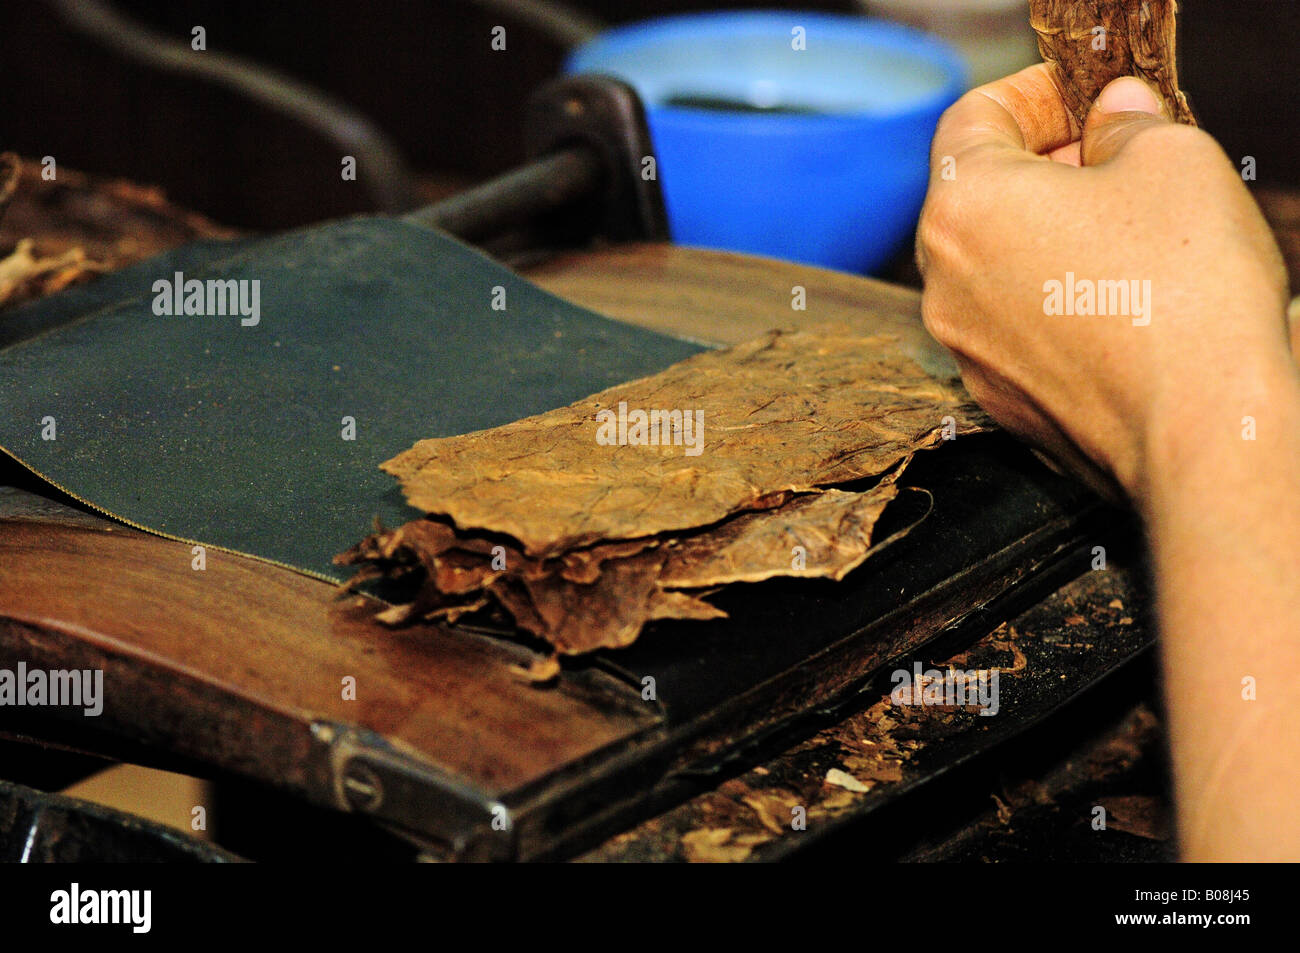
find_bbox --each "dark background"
[2,1,1297,230]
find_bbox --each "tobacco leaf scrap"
[340,326,986,655]
[1030,0,1196,128]
[680,828,763,864]
[0,157,237,270]
[0,238,107,310]
[1096,795,1172,841]
[0,157,115,309]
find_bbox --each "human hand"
[916,66,1293,507]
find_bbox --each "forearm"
[1143,350,1300,860]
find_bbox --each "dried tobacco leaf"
[659,479,917,588]
[383,327,981,558]
[1094,794,1171,841]
[0,238,107,309]
[341,325,985,655]
[1030,0,1196,128]
[339,477,924,654]
[680,828,756,864]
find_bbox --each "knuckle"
[916,191,965,271]
[916,171,996,292]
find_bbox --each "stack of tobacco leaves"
[337,326,987,656]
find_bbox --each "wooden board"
[528,242,960,379]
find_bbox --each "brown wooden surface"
[528,242,959,379]
[0,489,653,796]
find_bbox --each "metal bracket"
[524,74,669,243]
[314,722,516,862]
[408,75,668,248]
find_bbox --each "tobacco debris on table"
[339,326,986,655]
[0,156,236,270]
[0,155,234,311]
[0,238,107,309]
[1029,0,1196,128]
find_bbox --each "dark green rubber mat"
[0,217,705,581]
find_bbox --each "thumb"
[1080,76,1170,167]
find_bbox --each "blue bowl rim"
[564,10,969,127]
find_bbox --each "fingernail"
[1095,76,1163,115]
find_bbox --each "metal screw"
[342,761,383,812]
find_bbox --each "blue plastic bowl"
[566,11,967,274]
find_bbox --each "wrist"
[1136,345,1300,520]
